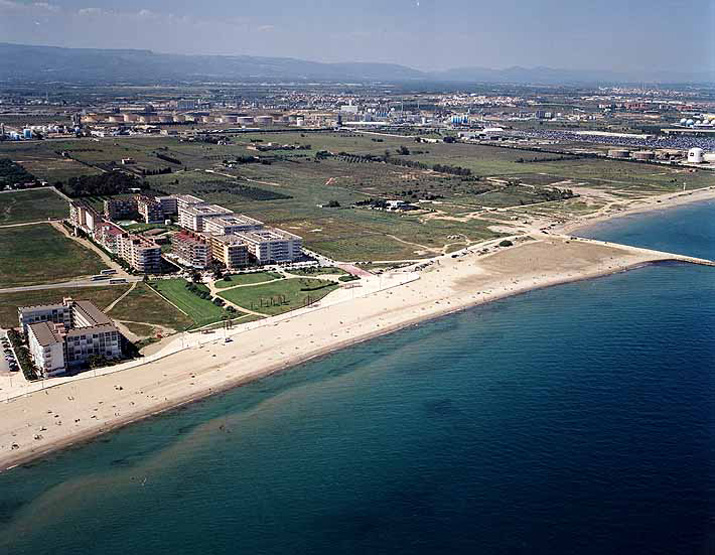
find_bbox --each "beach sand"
[0,234,682,472]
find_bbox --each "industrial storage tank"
[608,149,630,158]
[687,148,704,163]
[633,151,655,161]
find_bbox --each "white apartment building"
[236,228,303,264]
[178,203,233,232]
[27,321,67,375]
[203,214,264,235]
[21,300,122,376]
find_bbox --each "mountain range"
[0,43,712,85]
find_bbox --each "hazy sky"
[1,0,713,72]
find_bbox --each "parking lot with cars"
[1,332,19,374]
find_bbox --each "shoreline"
[559,185,715,236]
[0,232,698,472]
[2,184,715,472]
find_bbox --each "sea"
[0,201,714,555]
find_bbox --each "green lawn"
[0,285,130,328]
[106,283,194,331]
[214,271,283,289]
[0,224,108,288]
[288,266,347,276]
[0,188,69,225]
[150,278,228,328]
[218,277,338,315]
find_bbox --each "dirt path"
[205,281,268,317]
[49,221,127,276]
[0,219,62,229]
[103,282,137,312]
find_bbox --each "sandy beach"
[3,227,705,472]
[558,185,715,235]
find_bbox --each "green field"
[287,266,347,276]
[0,285,130,328]
[214,271,283,289]
[150,278,228,328]
[2,133,712,262]
[0,188,69,225]
[106,283,194,331]
[0,224,108,288]
[218,277,338,315]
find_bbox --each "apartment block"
[178,203,233,232]
[208,234,250,270]
[69,201,100,234]
[203,214,264,235]
[20,299,122,376]
[236,228,303,264]
[156,195,178,216]
[136,195,165,223]
[174,194,205,212]
[172,231,212,268]
[104,197,138,220]
[118,234,162,274]
[18,301,72,335]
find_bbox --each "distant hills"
[0,43,712,85]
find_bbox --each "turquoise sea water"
[0,202,714,554]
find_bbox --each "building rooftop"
[208,214,263,228]
[237,228,302,242]
[66,323,117,338]
[211,234,249,246]
[28,321,64,346]
[73,300,113,327]
[18,302,66,313]
[174,194,205,205]
[174,230,208,244]
[182,204,233,217]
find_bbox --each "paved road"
[0,277,142,294]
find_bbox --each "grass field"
[0,188,69,225]
[214,271,283,289]
[106,283,194,331]
[0,224,108,287]
[0,285,130,328]
[150,278,228,328]
[2,133,711,261]
[287,266,347,276]
[218,277,338,315]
